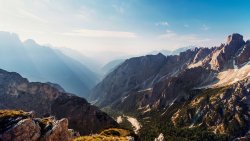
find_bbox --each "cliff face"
[0,110,79,141]
[0,69,118,135]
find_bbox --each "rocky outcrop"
[0,110,79,141]
[0,69,118,135]
[42,118,75,141]
[235,40,250,67]
[51,94,118,135]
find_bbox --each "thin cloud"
[184,24,189,28]
[112,4,124,14]
[155,21,169,26]
[165,29,172,33]
[158,30,212,46]
[63,29,137,38]
[18,9,48,23]
[201,24,210,31]
[74,6,96,22]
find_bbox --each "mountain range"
[148,46,195,56]
[1,32,250,140]
[99,46,196,78]
[0,31,99,97]
[89,33,250,140]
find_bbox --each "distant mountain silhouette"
[101,59,125,76]
[0,31,98,97]
[148,46,195,56]
[59,47,102,76]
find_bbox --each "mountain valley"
[0,33,250,141]
[90,33,250,140]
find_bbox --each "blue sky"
[66,0,250,36]
[0,0,249,62]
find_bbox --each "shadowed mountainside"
[0,69,118,135]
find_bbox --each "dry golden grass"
[0,110,29,119]
[100,128,131,137]
[0,110,29,121]
[74,135,129,141]
[74,128,133,141]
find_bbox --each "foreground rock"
[0,110,79,141]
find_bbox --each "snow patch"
[137,88,152,93]
[121,95,129,102]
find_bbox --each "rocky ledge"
[0,110,79,141]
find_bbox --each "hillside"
[0,69,118,135]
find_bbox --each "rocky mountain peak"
[226,33,245,46]
[207,33,247,70]
[23,39,39,47]
[156,52,165,57]
[246,40,250,45]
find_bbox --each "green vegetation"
[138,107,229,141]
[138,85,249,141]
[102,85,241,141]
